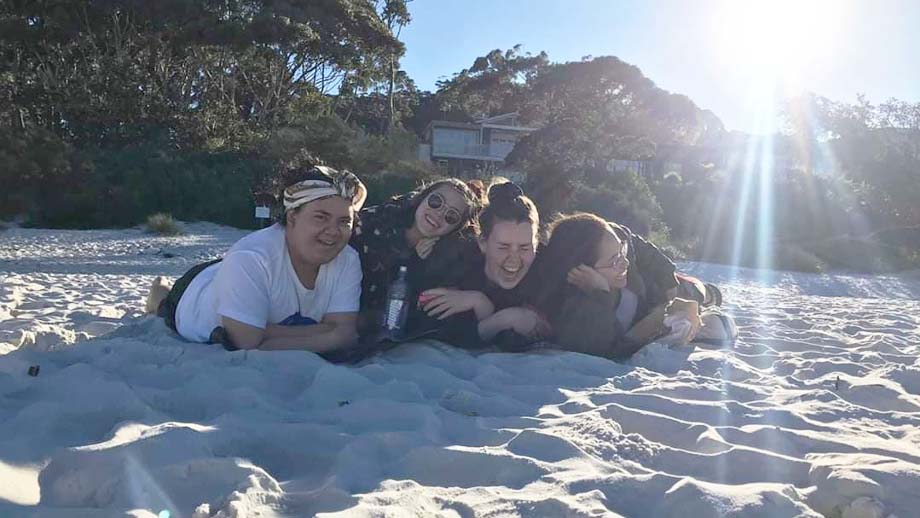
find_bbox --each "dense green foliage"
[0,0,427,229]
[2,3,917,272]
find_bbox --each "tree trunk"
[386,54,396,135]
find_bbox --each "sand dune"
[1,225,918,517]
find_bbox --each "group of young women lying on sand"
[147,164,736,362]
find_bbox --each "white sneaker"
[694,309,738,346]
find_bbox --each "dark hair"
[408,178,483,231]
[478,181,539,239]
[533,212,612,313]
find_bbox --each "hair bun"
[466,179,486,202]
[487,181,524,203]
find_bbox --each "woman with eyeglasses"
[532,212,722,359]
[350,178,483,339]
[419,181,551,351]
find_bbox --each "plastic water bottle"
[382,265,409,338]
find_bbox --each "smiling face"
[593,228,629,289]
[414,186,469,238]
[480,220,537,289]
[285,196,355,268]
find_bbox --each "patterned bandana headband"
[282,165,367,214]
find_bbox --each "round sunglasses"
[426,192,464,226]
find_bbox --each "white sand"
[1,225,918,518]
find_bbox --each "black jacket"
[350,193,480,337]
[436,260,542,351]
[547,222,678,359]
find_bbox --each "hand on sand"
[661,298,702,345]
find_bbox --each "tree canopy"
[1,9,917,272]
[0,0,405,147]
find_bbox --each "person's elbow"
[221,317,266,350]
[229,332,264,349]
[320,315,359,352]
[330,323,359,350]
[234,338,262,350]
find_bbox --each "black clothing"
[157,258,223,333]
[435,260,542,351]
[536,222,680,359]
[350,193,480,338]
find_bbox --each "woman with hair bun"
[420,180,550,350]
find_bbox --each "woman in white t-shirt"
[156,165,368,353]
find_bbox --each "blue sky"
[400,0,920,134]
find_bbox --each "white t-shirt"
[175,224,362,343]
[616,288,639,330]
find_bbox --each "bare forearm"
[472,293,495,321]
[258,326,357,352]
[477,311,510,341]
[265,323,334,339]
[223,317,356,353]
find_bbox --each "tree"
[0,0,425,228]
[505,56,709,220]
[436,45,549,119]
[337,71,419,135]
[0,0,407,147]
[379,0,412,134]
[784,93,920,227]
[572,167,665,236]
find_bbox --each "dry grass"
[145,213,183,236]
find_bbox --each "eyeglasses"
[599,240,629,270]
[614,241,629,265]
[426,192,464,226]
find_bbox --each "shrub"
[570,169,666,236]
[647,228,684,261]
[774,243,827,273]
[145,213,183,236]
[25,140,271,230]
[361,161,439,207]
[809,236,913,273]
[350,128,422,174]
[0,127,73,219]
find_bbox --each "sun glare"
[704,2,849,276]
[714,0,843,84]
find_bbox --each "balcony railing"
[431,142,512,160]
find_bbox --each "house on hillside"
[613,132,837,181]
[418,112,537,180]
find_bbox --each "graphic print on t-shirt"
[278,313,319,326]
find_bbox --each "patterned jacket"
[350,192,480,334]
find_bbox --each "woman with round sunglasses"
[532,212,721,359]
[349,178,483,338]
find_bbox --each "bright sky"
[400,0,920,134]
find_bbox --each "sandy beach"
[1,224,919,517]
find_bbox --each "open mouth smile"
[501,262,523,276]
